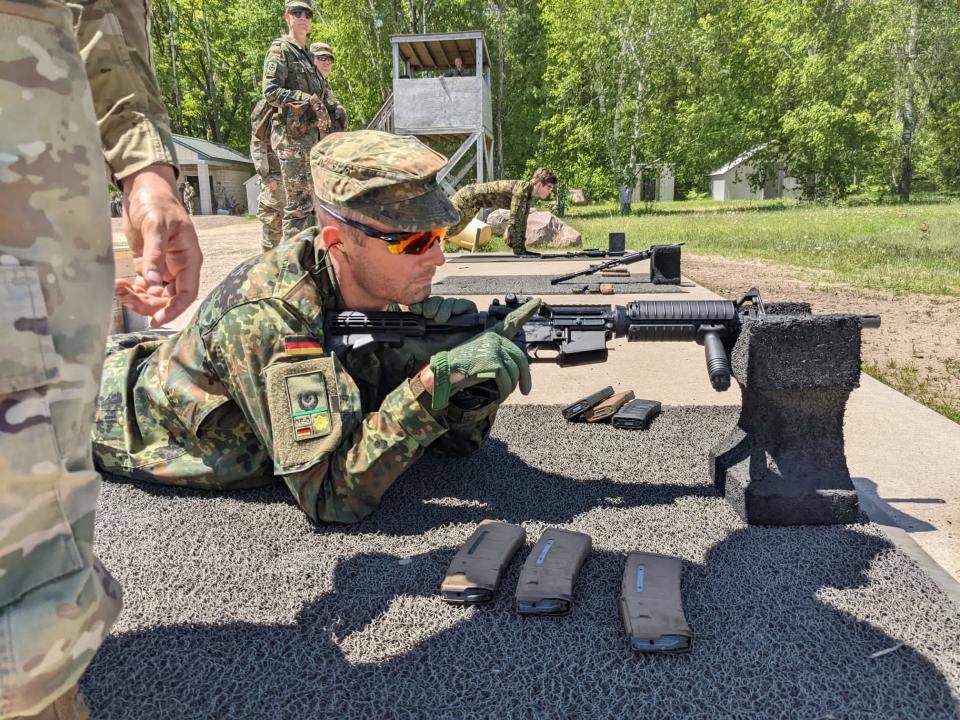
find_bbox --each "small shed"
[369,31,494,194]
[633,164,675,202]
[173,134,255,215]
[708,144,801,201]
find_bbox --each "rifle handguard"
[430,352,451,410]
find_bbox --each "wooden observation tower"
[369,31,494,195]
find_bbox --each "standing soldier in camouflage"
[262,0,329,240]
[181,180,196,215]
[250,98,285,250]
[310,42,349,133]
[0,0,203,717]
[447,168,558,255]
[91,131,539,526]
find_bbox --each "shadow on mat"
[82,529,958,719]
[104,434,719,537]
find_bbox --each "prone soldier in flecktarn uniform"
[448,167,557,255]
[92,130,540,525]
[262,0,330,240]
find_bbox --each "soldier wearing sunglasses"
[310,42,349,133]
[92,130,539,525]
[261,0,329,241]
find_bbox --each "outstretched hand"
[116,164,203,328]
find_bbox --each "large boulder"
[568,188,589,206]
[486,209,511,236]
[508,211,582,249]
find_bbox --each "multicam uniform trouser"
[0,1,122,716]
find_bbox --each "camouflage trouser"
[0,4,122,716]
[250,135,284,251]
[448,180,531,254]
[271,128,316,241]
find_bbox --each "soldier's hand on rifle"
[491,296,542,339]
[116,164,203,327]
[425,297,541,410]
[407,296,477,323]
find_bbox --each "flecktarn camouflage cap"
[285,0,314,12]
[310,130,460,231]
[310,42,334,59]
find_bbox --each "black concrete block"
[650,244,681,285]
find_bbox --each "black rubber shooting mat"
[433,274,687,295]
[87,406,960,719]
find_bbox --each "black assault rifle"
[550,243,683,285]
[325,289,880,392]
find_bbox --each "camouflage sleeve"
[208,303,449,524]
[285,380,451,524]
[507,181,532,245]
[262,45,312,108]
[76,0,178,184]
[448,181,515,238]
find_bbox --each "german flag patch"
[284,335,324,357]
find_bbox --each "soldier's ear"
[320,224,343,250]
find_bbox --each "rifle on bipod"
[324,289,880,392]
[550,243,683,285]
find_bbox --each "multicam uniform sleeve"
[506,180,533,248]
[209,302,450,524]
[262,44,312,108]
[75,0,179,184]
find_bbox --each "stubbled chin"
[407,283,432,304]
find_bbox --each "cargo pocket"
[0,266,82,608]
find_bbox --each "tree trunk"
[167,0,183,131]
[200,0,220,142]
[494,3,505,178]
[618,185,633,215]
[899,0,918,203]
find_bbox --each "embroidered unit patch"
[286,371,332,442]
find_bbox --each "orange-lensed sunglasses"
[320,204,447,255]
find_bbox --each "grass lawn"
[478,199,960,297]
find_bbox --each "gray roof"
[708,142,770,177]
[173,134,252,166]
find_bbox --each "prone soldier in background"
[448,168,558,255]
[262,0,329,240]
[310,42,349,133]
[0,0,202,717]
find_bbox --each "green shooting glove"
[406,296,478,323]
[429,297,542,411]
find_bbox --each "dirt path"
[684,254,960,422]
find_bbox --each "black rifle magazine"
[562,386,614,421]
[611,399,662,430]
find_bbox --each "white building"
[708,144,801,201]
[633,164,675,202]
[173,134,255,215]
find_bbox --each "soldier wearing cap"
[310,42,349,133]
[448,168,558,255]
[92,130,539,525]
[262,0,329,240]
